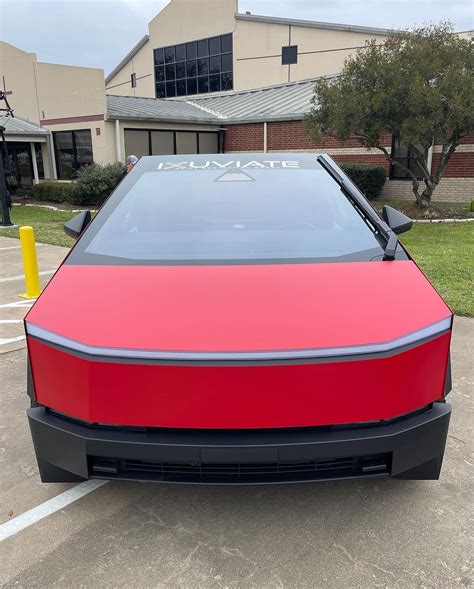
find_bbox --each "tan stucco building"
[0,0,472,201]
[105,0,390,98]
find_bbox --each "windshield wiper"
[316,155,398,260]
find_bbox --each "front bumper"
[28,403,451,484]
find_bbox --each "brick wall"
[331,154,390,173]
[432,152,474,178]
[224,120,474,202]
[225,123,264,152]
[267,121,392,151]
[383,178,474,203]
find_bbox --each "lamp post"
[0,90,14,227]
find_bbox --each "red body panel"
[27,260,452,429]
[28,333,450,429]
[27,261,450,352]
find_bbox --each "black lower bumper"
[28,403,451,484]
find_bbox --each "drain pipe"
[263,122,268,153]
[47,132,57,180]
[114,119,122,162]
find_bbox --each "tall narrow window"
[282,45,298,65]
[53,130,93,180]
[390,136,425,180]
[34,143,45,179]
[131,73,137,88]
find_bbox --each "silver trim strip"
[25,317,452,362]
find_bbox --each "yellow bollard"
[19,226,41,299]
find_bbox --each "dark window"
[175,61,186,79]
[197,58,209,76]
[186,78,197,95]
[198,76,209,93]
[209,55,221,74]
[197,39,208,57]
[221,33,232,53]
[154,33,233,97]
[209,36,220,55]
[186,42,197,60]
[176,80,187,96]
[175,44,186,61]
[3,142,34,189]
[165,63,175,80]
[164,46,175,63]
[75,162,385,264]
[131,73,137,88]
[54,129,93,180]
[156,83,166,98]
[209,74,221,92]
[221,72,233,91]
[221,53,232,72]
[166,81,176,97]
[35,143,45,179]
[282,45,298,65]
[154,48,164,65]
[390,136,425,180]
[186,60,197,77]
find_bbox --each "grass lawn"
[2,205,473,316]
[1,206,77,248]
[400,223,473,317]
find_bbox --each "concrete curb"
[12,203,98,213]
[412,218,474,223]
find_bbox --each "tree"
[305,23,473,207]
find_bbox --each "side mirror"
[382,205,413,235]
[64,210,91,239]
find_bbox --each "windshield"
[71,160,385,265]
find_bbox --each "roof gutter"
[105,35,149,86]
[105,113,225,126]
[235,13,393,36]
[105,112,308,126]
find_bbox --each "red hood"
[26,261,451,353]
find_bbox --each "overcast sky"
[0,0,472,75]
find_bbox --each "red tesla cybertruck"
[25,154,453,484]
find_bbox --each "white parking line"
[0,319,24,324]
[0,270,55,283]
[0,299,37,309]
[0,244,44,251]
[0,335,26,346]
[0,480,109,542]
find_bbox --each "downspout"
[46,132,57,180]
[30,142,39,185]
[263,122,268,153]
[115,119,122,162]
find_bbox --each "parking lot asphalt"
[0,234,473,588]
